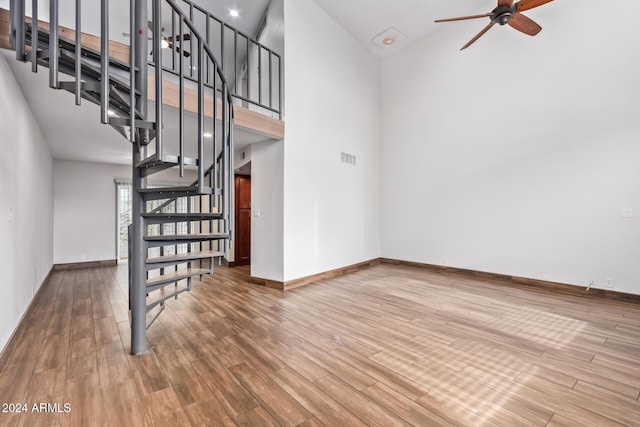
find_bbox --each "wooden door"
[234,175,251,266]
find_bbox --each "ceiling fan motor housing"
[492,5,517,25]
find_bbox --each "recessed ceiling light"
[108,110,117,116]
[161,39,169,49]
[229,9,239,17]
[372,27,406,48]
[203,132,213,138]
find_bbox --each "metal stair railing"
[170,0,282,118]
[135,0,236,355]
[9,0,235,355]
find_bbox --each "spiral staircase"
[7,0,280,354]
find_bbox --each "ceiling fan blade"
[165,34,191,43]
[460,22,495,50]
[435,13,492,23]
[508,13,542,36]
[516,0,553,12]
[498,0,514,7]
[176,46,190,57]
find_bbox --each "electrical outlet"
[605,278,614,289]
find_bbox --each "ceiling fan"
[435,0,554,50]
[123,22,191,57]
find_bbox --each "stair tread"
[140,186,213,195]
[146,268,210,287]
[146,282,192,312]
[136,154,198,169]
[142,212,223,218]
[146,250,224,264]
[144,233,228,241]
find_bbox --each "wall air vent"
[341,152,357,166]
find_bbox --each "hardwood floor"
[1,263,640,426]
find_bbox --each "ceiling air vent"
[341,152,357,166]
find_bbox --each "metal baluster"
[11,0,26,60]
[179,18,184,177]
[128,0,135,142]
[220,22,225,78]
[159,205,165,277]
[100,0,109,123]
[234,30,238,94]
[189,3,194,78]
[246,37,250,101]
[199,195,203,253]
[186,198,192,271]
[171,9,176,72]
[153,0,163,157]
[31,0,37,71]
[74,0,81,105]
[212,71,217,211]
[228,100,235,242]
[197,38,204,193]
[278,55,283,118]
[258,45,262,105]
[205,16,210,85]
[221,83,228,243]
[49,0,59,89]
[269,52,273,110]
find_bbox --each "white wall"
[262,0,284,56]
[53,160,127,264]
[0,53,53,353]
[251,140,284,281]
[282,0,381,281]
[53,159,196,264]
[380,1,640,294]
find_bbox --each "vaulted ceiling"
[1,0,615,165]
[314,0,558,57]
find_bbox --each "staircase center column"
[130,0,149,355]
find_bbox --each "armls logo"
[31,403,72,413]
